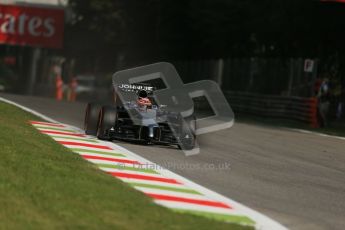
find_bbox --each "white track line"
[120,178,193,189]
[73,152,129,159]
[288,128,345,141]
[134,187,211,200]
[98,167,160,176]
[154,200,240,216]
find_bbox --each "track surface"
[1,93,344,230]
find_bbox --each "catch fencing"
[174,58,317,97]
[193,91,318,127]
[224,91,318,127]
[175,58,319,127]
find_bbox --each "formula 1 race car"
[84,83,196,150]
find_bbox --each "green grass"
[0,102,252,230]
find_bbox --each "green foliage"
[64,0,345,66]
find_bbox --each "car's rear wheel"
[97,106,117,140]
[84,103,102,136]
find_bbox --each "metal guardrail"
[224,91,318,127]
[193,91,318,128]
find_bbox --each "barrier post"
[309,97,319,128]
[55,75,64,101]
[68,77,77,102]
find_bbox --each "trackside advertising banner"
[0,4,64,48]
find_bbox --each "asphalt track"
[1,93,344,230]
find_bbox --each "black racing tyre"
[97,106,117,140]
[84,103,102,136]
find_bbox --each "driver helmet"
[137,90,152,107]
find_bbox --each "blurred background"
[1,0,345,129]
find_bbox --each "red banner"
[0,4,64,49]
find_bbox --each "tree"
[64,0,345,68]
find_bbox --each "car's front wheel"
[97,106,117,140]
[84,103,102,136]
